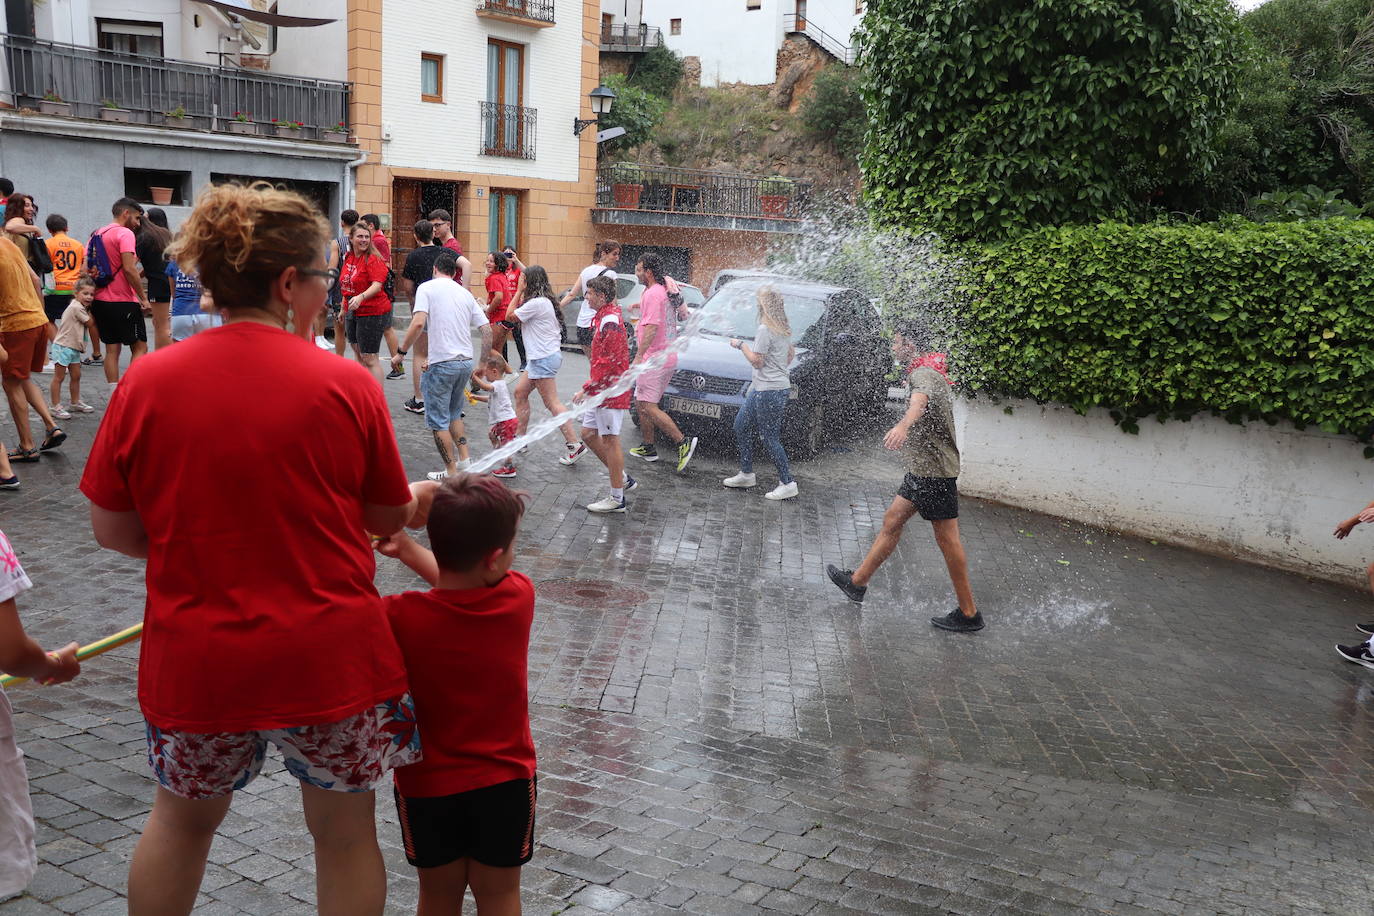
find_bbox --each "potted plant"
[272,118,304,138]
[160,105,189,127]
[759,176,794,217]
[38,91,71,116]
[148,186,175,206]
[227,111,257,135]
[323,120,348,140]
[99,98,131,122]
[610,162,644,208]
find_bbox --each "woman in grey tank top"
[723,286,797,500]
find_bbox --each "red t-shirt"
[385,572,536,797]
[341,251,392,316]
[484,272,510,322]
[371,231,391,262]
[79,322,413,732]
[504,266,523,312]
[441,237,462,256]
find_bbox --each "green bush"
[799,65,864,157]
[856,0,1243,237]
[949,220,1374,442]
[597,74,668,150]
[629,45,684,99]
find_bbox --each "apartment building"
[349,0,601,291]
[0,0,358,234]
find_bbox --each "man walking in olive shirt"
[826,326,984,632]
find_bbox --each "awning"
[194,0,336,27]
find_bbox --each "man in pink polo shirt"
[89,198,151,385]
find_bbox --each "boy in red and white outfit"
[471,354,519,479]
[574,275,637,513]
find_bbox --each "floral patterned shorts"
[145,694,422,800]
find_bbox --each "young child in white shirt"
[471,355,519,479]
[48,278,97,418]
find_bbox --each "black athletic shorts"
[345,312,390,355]
[897,474,959,521]
[90,300,147,346]
[576,325,594,351]
[395,777,537,869]
[43,293,70,323]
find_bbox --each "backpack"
[85,230,118,289]
[383,265,396,302]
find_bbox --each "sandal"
[6,447,39,463]
[40,427,67,451]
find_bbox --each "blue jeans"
[735,388,792,484]
[421,358,474,432]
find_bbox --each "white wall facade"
[380,0,584,183]
[600,0,643,23]
[952,396,1374,587]
[639,0,862,86]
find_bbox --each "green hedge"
[949,220,1374,443]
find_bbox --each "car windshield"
[693,282,826,341]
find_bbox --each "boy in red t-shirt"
[572,274,637,513]
[375,474,536,915]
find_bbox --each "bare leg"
[2,379,34,451]
[103,343,122,384]
[468,861,523,916]
[417,859,470,916]
[432,430,457,476]
[0,439,11,479]
[49,365,64,407]
[514,373,534,436]
[931,518,978,617]
[358,352,384,385]
[129,339,148,365]
[533,377,577,444]
[638,401,684,446]
[411,331,427,401]
[383,326,400,364]
[638,399,658,447]
[69,363,81,404]
[300,783,386,916]
[335,313,347,356]
[852,496,920,588]
[127,787,233,915]
[22,380,55,435]
[450,419,470,462]
[152,301,172,349]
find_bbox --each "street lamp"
[573,85,617,137]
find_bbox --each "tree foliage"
[799,65,864,157]
[629,45,685,99]
[597,74,668,150]
[856,0,1243,237]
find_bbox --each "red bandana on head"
[908,352,950,383]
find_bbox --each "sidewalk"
[0,349,1371,914]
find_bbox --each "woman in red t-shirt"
[340,223,392,383]
[80,183,433,915]
[484,251,513,363]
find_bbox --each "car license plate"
[666,396,721,419]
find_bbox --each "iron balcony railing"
[480,101,537,160]
[476,0,555,25]
[596,164,814,220]
[782,14,856,65]
[1,34,350,134]
[600,23,664,50]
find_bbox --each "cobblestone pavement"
[1,347,1373,914]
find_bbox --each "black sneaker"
[1357,623,1374,635]
[826,564,866,603]
[386,366,406,380]
[931,607,985,633]
[1336,643,1374,669]
[403,397,425,414]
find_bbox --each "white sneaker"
[559,442,588,466]
[764,481,799,500]
[723,472,757,489]
[426,470,449,482]
[586,495,627,514]
[455,459,471,471]
[50,404,71,420]
[71,400,94,413]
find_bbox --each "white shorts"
[581,406,626,438]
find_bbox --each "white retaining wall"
[952,396,1374,586]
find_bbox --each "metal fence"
[1,34,350,133]
[480,102,537,160]
[596,165,813,220]
[476,0,555,24]
[782,14,856,66]
[600,23,664,50]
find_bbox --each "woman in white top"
[558,240,620,354]
[509,265,584,461]
[723,286,798,500]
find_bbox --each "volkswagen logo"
[691,375,708,391]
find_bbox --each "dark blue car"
[652,278,890,457]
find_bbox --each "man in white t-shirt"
[558,239,620,354]
[392,251,491,481]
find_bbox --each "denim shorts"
[525,352,562,380]
[50,343,83,367]
[422,358,474,431]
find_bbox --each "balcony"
[600,23,664,53]
[593,164,815,233]
[1,34,350,137]
[480,102,537,160]
[475,0,555,28]
[783,14,856,65]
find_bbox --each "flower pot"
[38,101,71,116]
[612,183,643,208]
[227,121,257,135]
[760,194,790,217]
[323,130,349,143]
[99,108,132,122]
[274,125,301,138]
[149,187,174,206]
[159,114,191,128]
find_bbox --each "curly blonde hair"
[757,285,791,337]
[165,182,328,310]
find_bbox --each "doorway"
[392,178,463,294]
